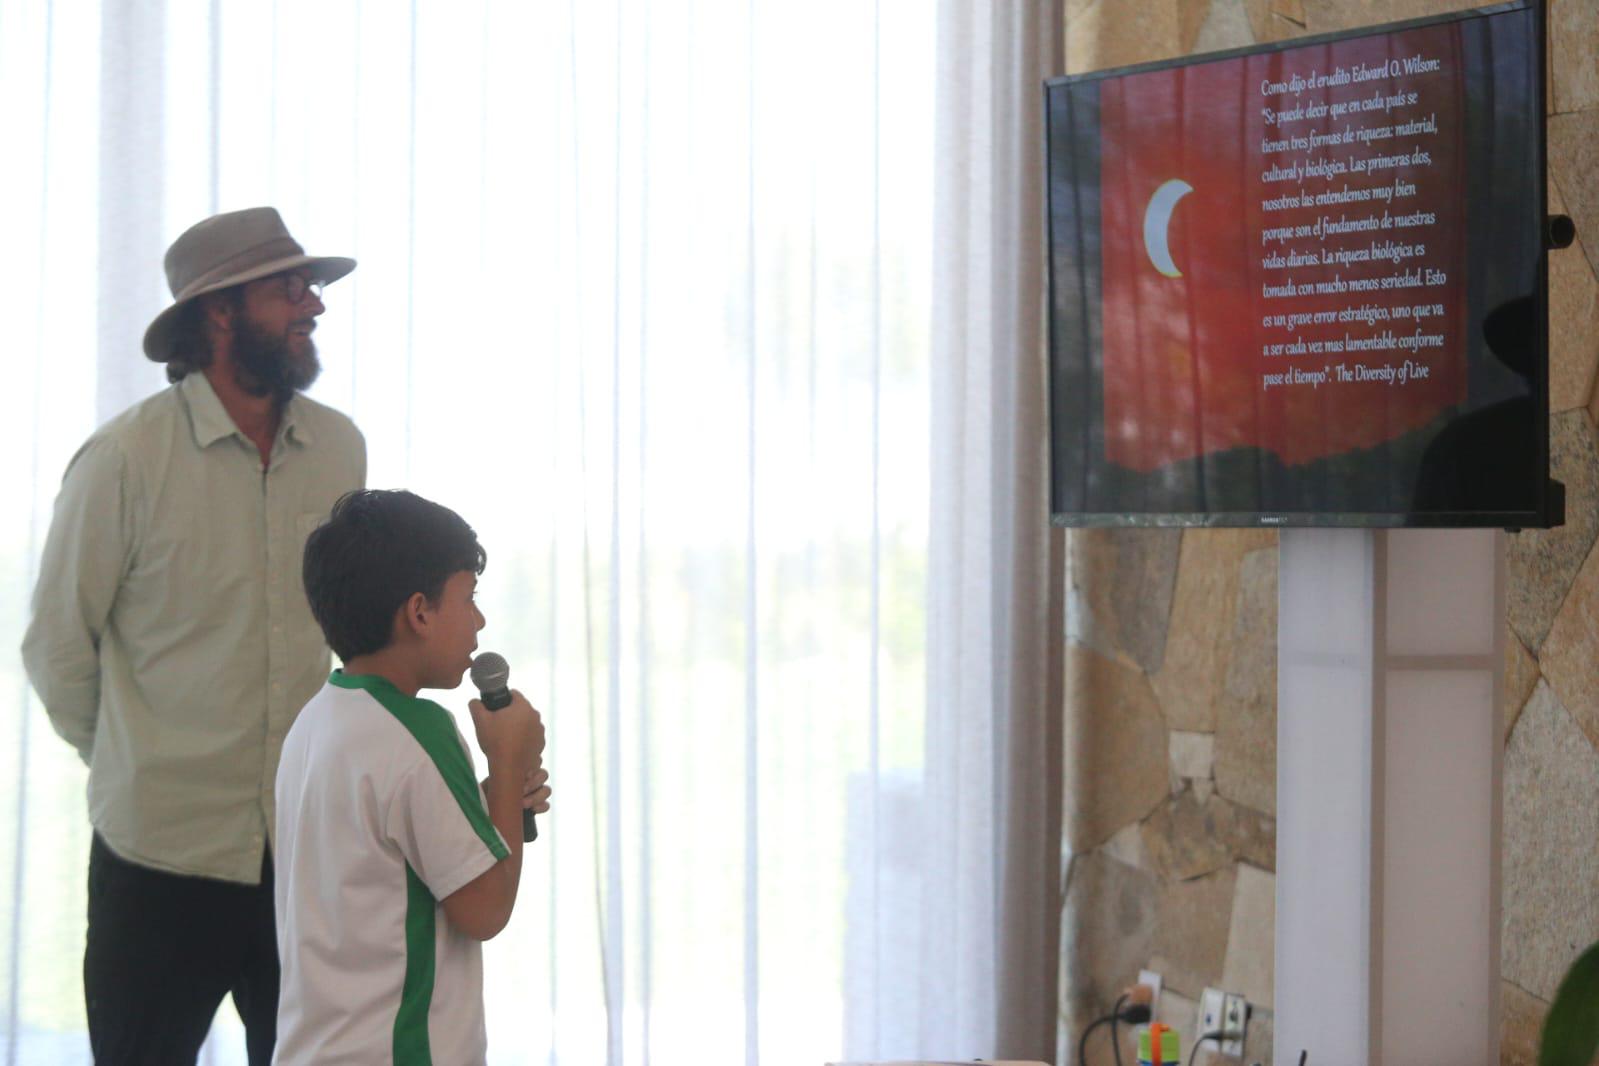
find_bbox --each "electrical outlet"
[1197,986,1249,1059]
[1220,992,1248,1057]
[1198,987,1224,1041]
[1137,968,1163,1008]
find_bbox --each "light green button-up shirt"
[22,372,365,884]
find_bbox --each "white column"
[1275,528,1502,1065]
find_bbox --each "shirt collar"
[179,372,316,449]
[329,670,427,712]
[280,396,316,447]
[179,372,238,449]
[328,669,402,697]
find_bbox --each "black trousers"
[84,833,280,1066]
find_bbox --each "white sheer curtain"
[1,1,1057,1064]
[927,1,1062,1060]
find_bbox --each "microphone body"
[469,653,537,842]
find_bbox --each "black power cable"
[1077,1013,1114,1066]
[1188,1028,1245,1066]
[1108,994,1128,1066]
[1076,996,1153,1066]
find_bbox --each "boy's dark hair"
[303,489,487,661]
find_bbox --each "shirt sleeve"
[385,727,510,903]
[20,437,133,763]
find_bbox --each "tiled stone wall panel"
[1548,252,1599,413]
[1149,865,1237,998]
[1537,529,1599,752]
[1221,863,1275,1010]
[1153,530,1275,732]
[1218,796,1275,871]
[1179,0,1216,54]
[1065,0,1183,74]
[1547,179,1599,414]
[1238,1007,1275,1066]
[1074,529,1182,676]
[1500,980,1550,1066]
[1301,0,1503,34]
[1550,0,1599,114]
[1061,850,1160,1039]
[1501,681,1599,1002]
[1168,730,1215,781]
[1507,411,1599,651]
[1141,790,1276,881]
[1102,819,1154,872]
[1141,791,1235,881]
[1212,548,1278,817]
[1504,630,1540,742]
[1244,0,1306,43]
[1192,0,1254,53]
[1065,645,1171,851]
[1550,109,1599,282]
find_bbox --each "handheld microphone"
[469,652,537,842]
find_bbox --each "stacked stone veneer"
[1056,3,1599,1065]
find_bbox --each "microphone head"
[470,652,510,694]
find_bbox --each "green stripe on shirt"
[395,862,436,1064]
[328,671,511,861]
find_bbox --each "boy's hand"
[467,689,544,777]
[524,766,552,815]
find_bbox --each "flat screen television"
[1045,0,1564,528]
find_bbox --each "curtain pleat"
[928,0,1065,1060]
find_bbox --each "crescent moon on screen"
[1143,179,1193,278]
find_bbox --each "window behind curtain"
[0,1,935,1064]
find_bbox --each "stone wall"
[1056,3,1599,1065]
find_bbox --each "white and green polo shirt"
[273,671,510,1066]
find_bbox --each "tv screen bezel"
[1043,0,1555,530]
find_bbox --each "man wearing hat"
[21,207,366,1064]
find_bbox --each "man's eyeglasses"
[281,274,326,305]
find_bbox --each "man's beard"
[232,315,321,403]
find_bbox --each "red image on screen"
[1097,24,1468,473]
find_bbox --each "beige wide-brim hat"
[142,206,356,361]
